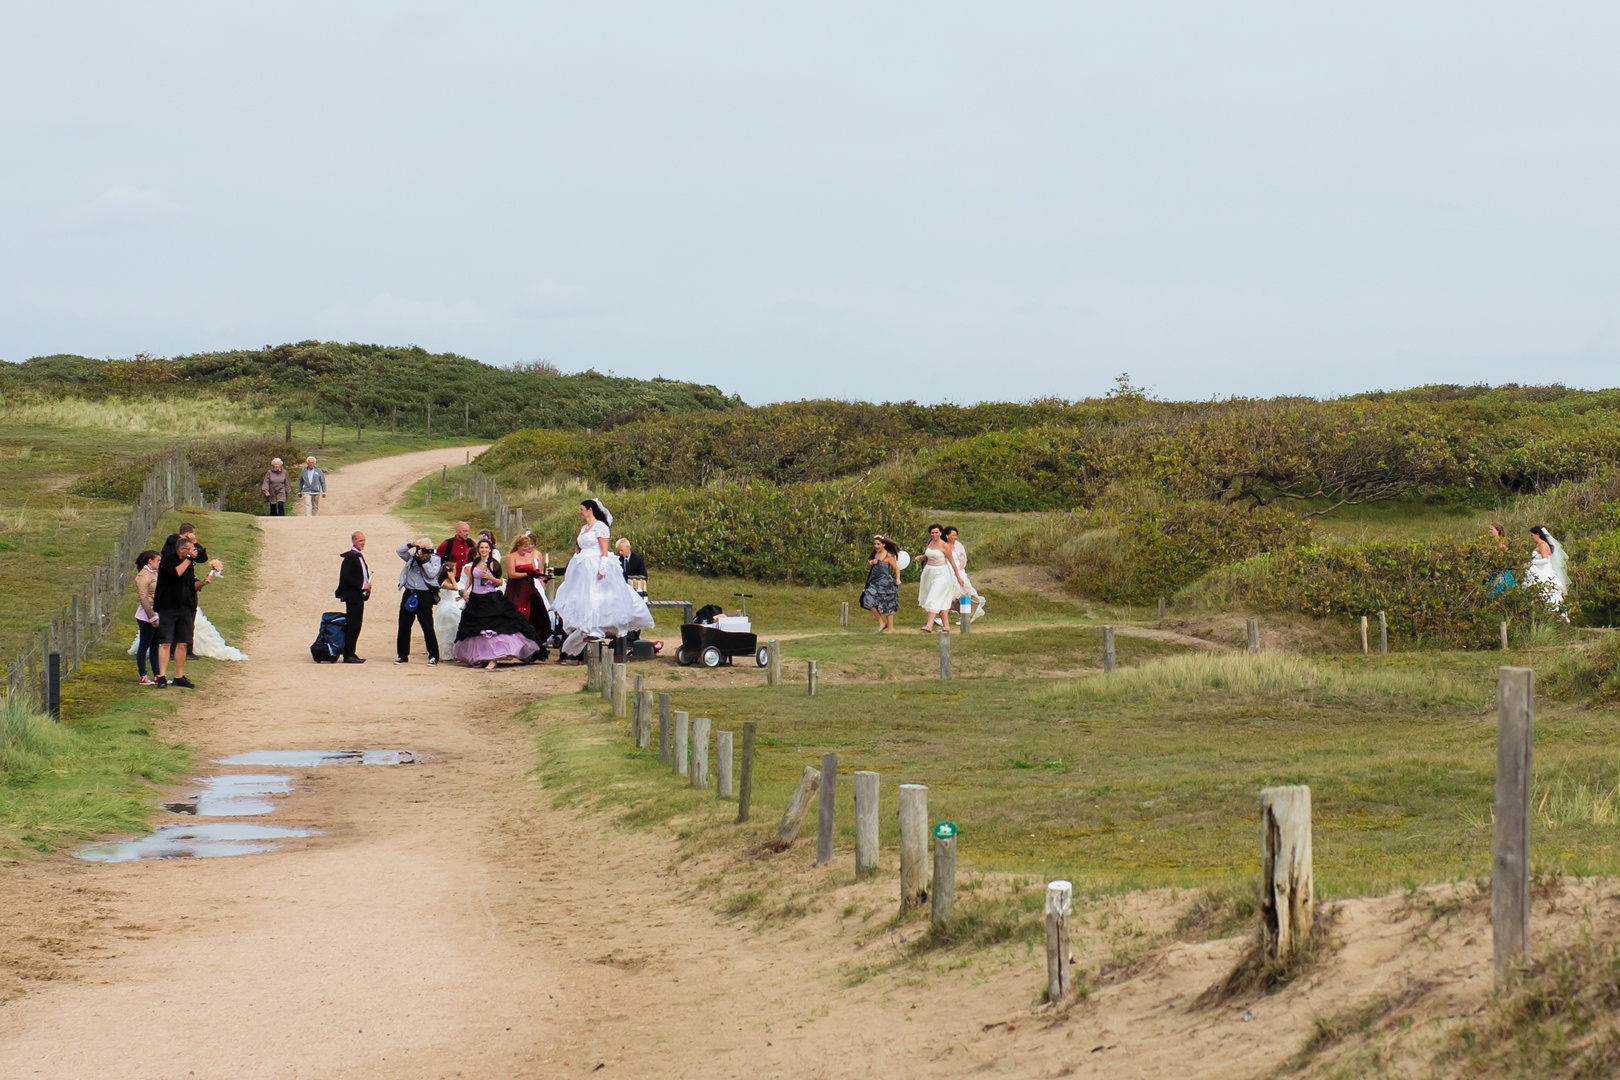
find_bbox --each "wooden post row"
[1102,625,1115,673]
[673,711,690,777]
[1246,617,1260,654]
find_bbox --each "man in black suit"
[334,531,371,664]
[615,537,646,581]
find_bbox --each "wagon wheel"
[755,646,770,668]
[701,646,723,668]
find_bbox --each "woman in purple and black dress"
[452,539,541,670]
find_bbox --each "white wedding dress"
[551,520,654,654]
[953,540,986,622]
[434,566,471,647]
[127,609,248,661]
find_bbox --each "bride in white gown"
[1527,525,1570,617]
[128,609,248,661]
[551,499,654,655]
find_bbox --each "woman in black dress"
[859,535,901,633]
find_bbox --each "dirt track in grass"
[0,447,1563,1079]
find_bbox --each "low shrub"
[71,439,304,515]
[530,481,922,587]
[1214,537,1549,646]
[901,426,1139,511]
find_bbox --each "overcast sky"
[2,4,1616,404]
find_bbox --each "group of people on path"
[131,522,232,688]
[859,524,983,634]
[332,500,655,670]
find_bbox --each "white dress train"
[953,540,986,622]
[127,609,249,661]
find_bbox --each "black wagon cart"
[675,622,768,669]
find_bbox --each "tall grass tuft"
[1537,768,1620,828]
[0,390,270,436]
[0,698,82,782]
[1038,652,1485,708]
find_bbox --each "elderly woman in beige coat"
[262,458,291,516]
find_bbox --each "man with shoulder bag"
[395,536,442,665]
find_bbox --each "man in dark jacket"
[154,531,213,687]
[334,531,371,663]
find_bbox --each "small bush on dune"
[70,437,304,515]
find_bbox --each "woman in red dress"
[503,534,553,646]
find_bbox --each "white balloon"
[896,550,911,571]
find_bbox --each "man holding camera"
[395,536,442,665]
[154,523,220,688]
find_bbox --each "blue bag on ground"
[311,612,347,663]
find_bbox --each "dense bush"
[1219,537,1548,646]
[69,438,304,515]
[187,438,306,514]
[530,481,921,587]
[3,342,737,437]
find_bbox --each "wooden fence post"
[1158,596,1165,621]
[932,824,956,927]
[691,717,711,788]
[658,692,671,764]
[766,639,781,685]
[1260,785,1313,964]
[776,766,821,844]
[1501,621,1510,651]
[599,644,612,702]
[854,771,879,877]
[840,601,848,626]
[47,652,60,721]
[737,721,756,823]
[1494,666,1534,978]
[816,753,837,867]
[1246,617,1260,654]
[611,662,627,718]
[807,660,818,696]
[1102,625,1115,672]
[635,689,653,750]
[716,730,734,798]
[673,711,690,777]
[1379,611,1388,654]
[585,639,600,689]
[1045,881,1073,1003]
[939,630,950,680]
[1360,615,1369,655]
[899,783,929,911]
[632,673,645,732]
[391,406,397,434]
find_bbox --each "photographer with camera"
[395,536,443,665]
[154,525,218,688]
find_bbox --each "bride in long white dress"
[128,609,248,661]
[1527,525,1570,617]
[551,499,654,655]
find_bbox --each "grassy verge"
[522,644,1620,902]
[0,508,260,860]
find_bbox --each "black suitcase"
[311,611,346,663]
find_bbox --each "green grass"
[522,643,1620,900]
[0,507,260,859]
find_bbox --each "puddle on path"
[164,774,293,816]
[213,749,423,767]
[77,823,317,862]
